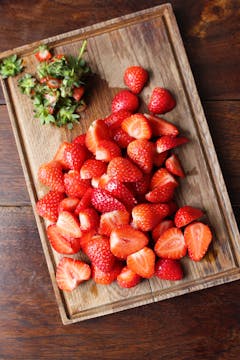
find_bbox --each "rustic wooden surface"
[0,0,239,358]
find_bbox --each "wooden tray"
[1,3,240,325]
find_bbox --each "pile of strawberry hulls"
[36,65,213,292]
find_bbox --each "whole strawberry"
[148,87,176,114]
[111,90,139,113]
[124,66,148,94]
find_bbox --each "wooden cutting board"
[1,3,240,325]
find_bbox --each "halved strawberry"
[72,133,86,146]
[91,261,123,285]
[154,227,187,259]
[127,139,154,174]
[56,211,82,238]
[56,257,91,292]
[53,142,69,169]
[85,119,111,154]
[58,197,79,213]
[111,90,139,113]
[111,127,134,148]
[165,154,185,177]
[80,159,107,179]
[148,87,176,114]
[84,235,116,272]
[132,203,169,232]
[145,183,175,203]
[36,190,64,222]
[124,66,148,94]
[144,114,179,136]
[129,173,151,196]
[156,135,189,154]
[103,179,137,211]
[47,224,81,254]
[62,143,88,171]
[155,259,183,281]
[150,168,178,190]
[99,210,130,237]
[117,266,141,288]
[91,188,126,213]
[184,222,212,261]
[95,139,121,162]
[107,157,143,182]
[121,113,152,140]
[127,247,155,278]
[38,161,65,192]
[79,230,95,254]
[174,206,204,228]
[110,225,149,259]
[79,208,99,232]
[153,150,169,167]
[74,188,94,214]
[104,109,132,130]
[72,85,85,101]
[64,170,91,198]
[152,220,175,242]
[35,45,52,62]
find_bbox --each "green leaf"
[18,74,36,95]
[0,54,23,79]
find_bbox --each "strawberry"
[129,173,151,196]
[38,161,65,192]
[148,87,176,114]
[150,168,178,190]
[145,183,175,203]
[111,127,134,148]
[47,224,81,254]
[91,173,110,189]
[53,142,69,168]
[85,119,110,154]
[91,188,126,213]
[127,139,154,174]
[144,114,179,137]
[156,135,189,154]
[110,225,149,259]
[56,211,82,238]
[79,208,99,232]
[79,230,95,253]
[95,139,121,162]
[132,203,169,231]
[64,170,91,198]
[174,206,204,228]
[155,259,183,281]
[153,150,169,167]
[58,197,79,213]
[63,143,88,171]
[74,188,94,214]
[124,66,148,94]
[107,157,143,182]
[167,201,178,216]
[56,257,91,291]
[103,179,137,210]
[127,247,155,278]
[72,85,85,101]
[121,113,152,140]
[80,159,107,179]
[72,133,86,146]
[152,220,175,242]
[165,154,185,177]
[36,190,64,222]
[104,109,132,130]
[99,210,130,237]
[154,227,187,259]
[184,222,212,261]
[111,90,139,113]
[35,45,52,62]
[84,235,116,272]
[91,261,123,285]
[117,266,141,288]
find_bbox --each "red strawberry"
[91,261,123,285]
[154,227,187,259]
[111,90,139,113]
[80,159,107,179]
[91,188,126,213]
[85,119,110,154]
[121,113,152,140]
[174,206,204,228]
[63,143,88,171]
[184,222,212,261]
[36,190,64,222]
[127,247,155,278]
[56,257,91,291]
[107,157,143,182]
[72,85,85,101]
[110,225,149,259]
[155,259,183,281]
[167,201,178,216]
[95,139,121,162]
[129,173,151,196]
[103,179,137,210]
[79,230,95,253]
[117,266,141,288]
[35,45,52,62]
[92,173,110,189]
[58,197,79,213]
[165,154,185,177]
[124,66,148,94]
[144,113,179,137]
[156,135,189,153]
[150,168,178,190]
[79,208,99,232]
[111,127,134,148]
[99,210,130,237]
[53,142,69,169]
[104,109,132,130]
[152,220,175,242]
[145,183,175,203]
[127,139,154,174]
[47,224,81,254]
[38,161,64,192]
[56,211,82,238]
[132,203,169,231]
[64,170,91,198]
[148,87,176,114]
[72,133,86,146]
[74,188,94,214]
[84,235,116,272]
[153,150,169,167]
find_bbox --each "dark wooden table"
[0,1,239,359]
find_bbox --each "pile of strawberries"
[36,65,212,291]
